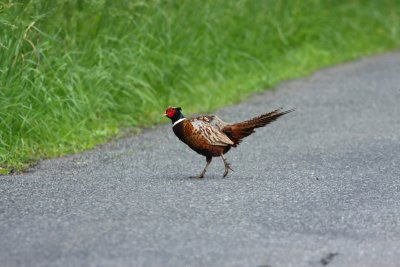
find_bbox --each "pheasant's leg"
[190,156,212,178]
[220,153,233,178]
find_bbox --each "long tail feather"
[223,108,294,146]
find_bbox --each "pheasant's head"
[163,107,184,124]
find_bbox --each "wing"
[189,116,233,146]
[192,115,229,130]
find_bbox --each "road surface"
[1,52,400,267]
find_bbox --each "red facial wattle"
[166,108,175,118]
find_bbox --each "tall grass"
[1,0,400,172]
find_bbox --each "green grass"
[1,0,400,173]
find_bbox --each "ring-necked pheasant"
[164,107,293,178]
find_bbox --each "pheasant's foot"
[220,153,233,178]
[189,173,205,179]
[189,156,211,179]
[223,162,233,178]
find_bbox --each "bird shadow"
[161,174,226,181]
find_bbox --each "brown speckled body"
[165,106,293,178]
[173,119,231,157]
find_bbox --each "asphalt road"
[1,52,400,267]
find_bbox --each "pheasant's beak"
[162,113,168,117]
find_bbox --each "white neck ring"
[173,118,186,127]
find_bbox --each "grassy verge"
[1,0,400,173]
